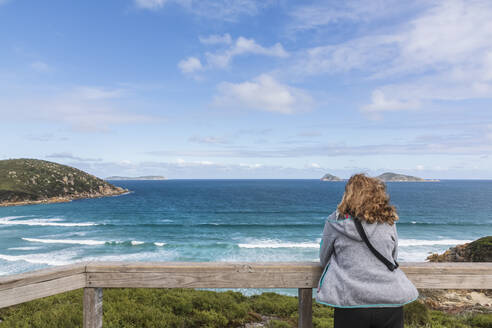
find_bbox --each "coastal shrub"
[0,289,83,328]
[404,301,430,325]
[249,292,298,317]
[0,288,490,328]
[466,313,492,328]
[312,303,334,328]
[266,319,292,327]
[427,311,469,328]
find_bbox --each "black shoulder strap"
[353,218,399,272]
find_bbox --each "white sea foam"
[397,250,434,262]
[23,238,105,245]
[0,249,79,266]
[0,254,71,266]
[154,242,166,246]
[238,240,319,249]
[0,216,95,227]
[7,247,41,251]
[22,238,154,246]
[399,239,473,247]
[79,250,177,262]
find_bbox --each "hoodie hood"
[328,210,380,242]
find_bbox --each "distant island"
[105,176,167,181]
[0,159,128,207]
[376,172,439,182]
[320,172,439,182]
[320,173,343,181]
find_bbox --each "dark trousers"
[334,307,404,328]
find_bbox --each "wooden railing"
[0,262,491,328]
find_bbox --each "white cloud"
[297,35,399,75]
[214,74,313,114]
[486,125,492,141]
[293,0,492,111]
[0,86,161,132]
[30,61,51,72]
[239,163,263,169]
[205,36,288,69]
[178,36,288,74]
[72,86,125,100]
[362,90,420,112]
[135,0,166,10]
[188,136,228,144]
[199,34,232,45]
[178,57,203,74]
[46,152,102,162]
[308,162,321,169]
[134,0,266,21]
[289,0,417,31]
[173,158,217,167]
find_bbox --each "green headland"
[0,158,127,207]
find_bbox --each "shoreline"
[0,190,130,207]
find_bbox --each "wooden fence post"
[83,287,103,328]
[298,288,312,328]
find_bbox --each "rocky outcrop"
[427,237,492,262]
[423,236,492,314]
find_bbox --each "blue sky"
[1,0,491,179]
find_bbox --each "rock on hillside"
[0,158,128,206]
[422,236,492,314]
[427,236,492,262]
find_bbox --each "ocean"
[0,179,491,282]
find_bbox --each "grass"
[0,289,490,328]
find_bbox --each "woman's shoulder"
[326,210,352,225]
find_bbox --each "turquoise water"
[0,180,491,278]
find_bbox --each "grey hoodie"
[316,211,418,308]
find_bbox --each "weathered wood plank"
[86,262,321,288]
[298,288,312,328]
[0,273,86,308]
[86,262,492,289]
[87,271,319,288]
[85,261,322,273]
[0,263,86,291]
[406,274,492,289]
[84,287,103,328]
[0,261,490,310]
[400,262,492,275]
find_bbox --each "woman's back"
[316,173,419,328]
[316,211,418,307]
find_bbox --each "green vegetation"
[0,289,489,328]
[466,236,492,262]
[0,159,126,205]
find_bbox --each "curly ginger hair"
[337,173,399,225]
